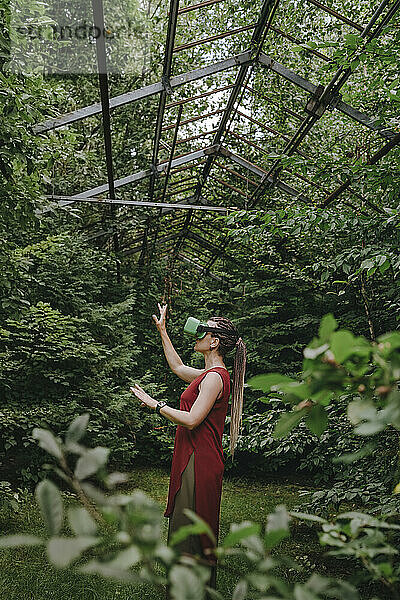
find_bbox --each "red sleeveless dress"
[164,366,231,561]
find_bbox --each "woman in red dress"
[130,304,246,595]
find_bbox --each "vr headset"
[183,317,237,340]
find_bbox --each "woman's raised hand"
[130,384,157,410]
[153,302,167,333]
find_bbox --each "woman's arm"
[153,303,204,383]
[131,373,222,430]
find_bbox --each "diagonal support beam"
[178,254,223,282]
[258,53,396,140]
[193,0,279,205]
[304,0,364,31]
[321,132,400,207]
[33,52,251,133]
[39,146,219,213]
[220,147,310,202]
[187,231,241,265]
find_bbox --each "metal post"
[160,103,184,204]
[91,0,120,278]
[149,0,180,203]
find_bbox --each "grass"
[0,467,388,599]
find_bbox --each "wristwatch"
[155,401,168,414]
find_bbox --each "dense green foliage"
[2,327,400,600]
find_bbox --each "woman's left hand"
[130,384,158,410]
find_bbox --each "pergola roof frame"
[33,0,400,280]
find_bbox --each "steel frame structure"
[33,0,400,279]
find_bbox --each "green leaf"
[347,399,377,425]
[232,580,248,600]
[318,314,337,342]
[68,507,97,536]
[0,535,43,548]
[273,408,307,439]
[265,505,289,549]
[47,536,99,568]
[105,472,129,488]
[80,560,141,583]
[303,344,329,359]
[74,447,110,480]
[333,442,376,464]
[154,545,175,565]
[379,259,390,274]
[247,374,295,392]
[107,545,141,569]
[354,421,385,436]
[289,512,327,524]
[32,428,62,460]
[344,33,360,48]
[330,330,356,363]
[65,414,89,445]
[170,509,216,547]
[246,573,275,591]
[305,404,328,437]
[377,332,400,354]
[294,584,319,600]
[223,522,261,548]
[35,480,63,536]
[278,382,310,400]
[169,565,206,600]
[184,509,216,545]
[204,587,224,600]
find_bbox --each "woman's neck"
[204,355,226,370]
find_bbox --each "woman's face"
[194,320,218,354]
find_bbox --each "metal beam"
[39,146,219,213]
[33,52,252,133]
[269,25,331,62]
[123,232,181,256]
[162,109,223,131]
[321,131,400,207]
[160,103,183,204]
[148,0,180,203]
[193,0,279,206]
[220,146,310,202]
[196,0,280,202]
[258,53,396,139]
[209,174,251,198]
[178,0,225,14]
[178,254,223,282]
[252,1,400,206]
[214,160,258,186]
[245,85,303,120]
[165,84,235,108]
[218,146,383,214]
[304,0,364,31]
[91,0,115,200]
[187,231,240,265]
[44,195,230,212]
[173,24,255,53]
[91,0,120,266]
[236,110,294,142]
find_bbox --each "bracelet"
[155,401,168,415]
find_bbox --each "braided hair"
[209,317,246,458]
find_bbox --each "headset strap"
[197,324,238,338]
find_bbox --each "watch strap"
[155,401,168,414]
